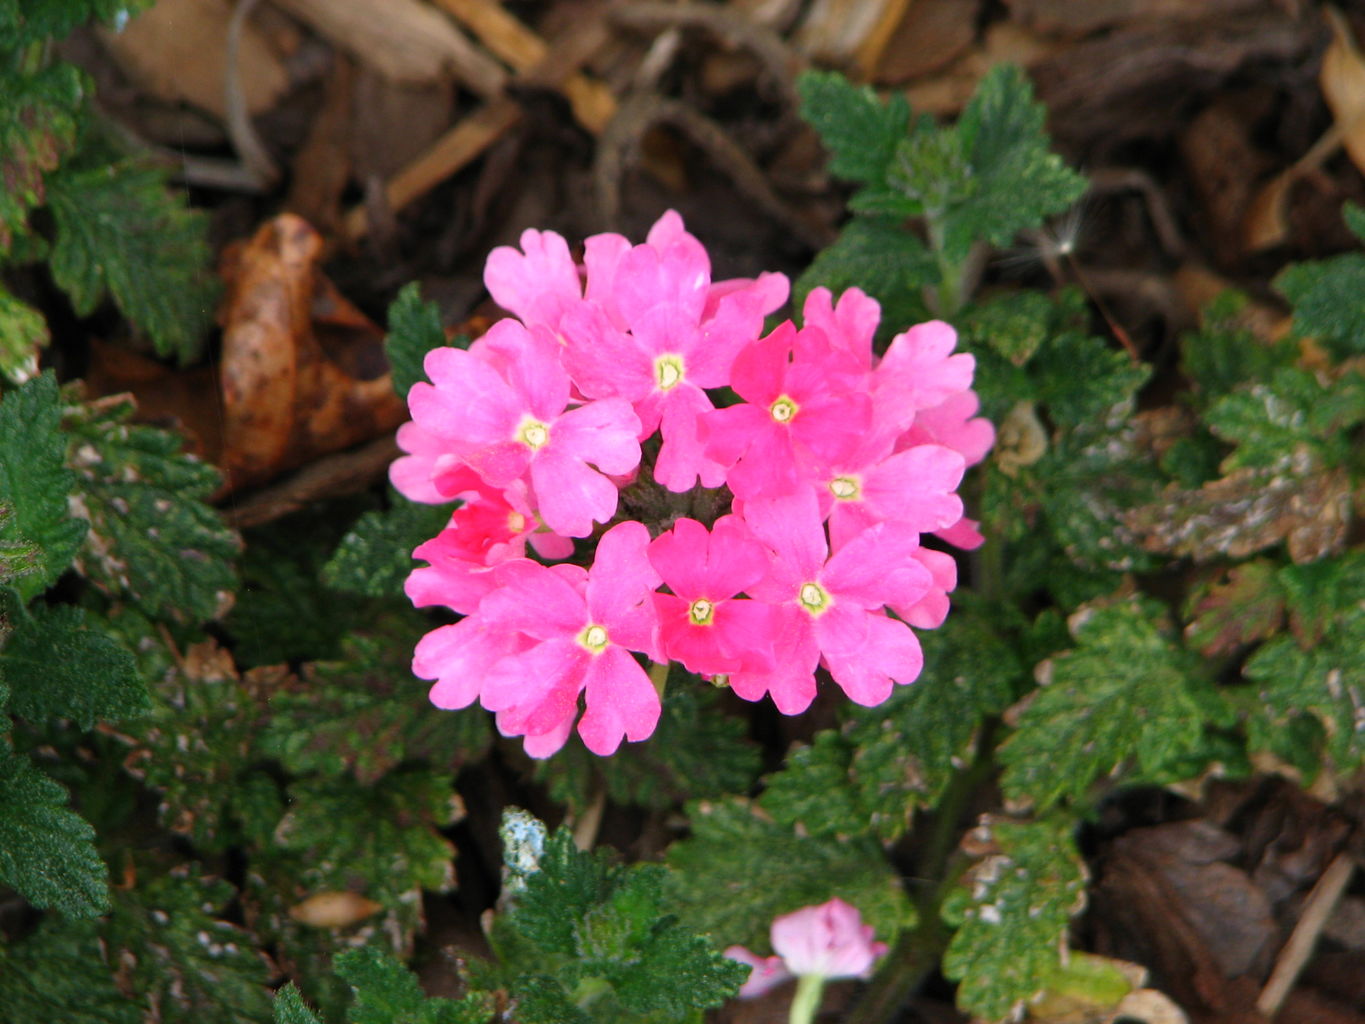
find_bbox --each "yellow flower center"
[517,418,550,449]
[769,395,798,423]
[829,476,861,500]
[507,511,527,533]
[655,354,685,391]
[688,599,715,626]
[577,624,610,652]
[798,581,831,615]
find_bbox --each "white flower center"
[769,395,798,423]
[798,581,831,614]
[829,476,861,500]
[577,624,609,652]
[655,354,685,391]
[688,599,715,625]
[518,418,550,449]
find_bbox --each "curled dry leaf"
[1322,6,1365,176]
[217,213,407,494]
[288,890,385,929]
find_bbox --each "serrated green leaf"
[942,814,1087,1022]
[1276,221,1365,359]
[1032,329,1149,430]
[537,676,760,812]
[796,70,909,185]
[1000,597,1226,809]
[665,798,913,952]
[958,289,1054,366]
[323,494,454,598]
[385,283,466,399]
[794,218,935,338]
[258,625,490,784]
[274,985,325,1024]
[45,160,216,362]
[0,742,108,915]
[0,284,47,383]
[1204,367,1365,471]
[337,946,491,1024]
[1279,549,1365,645]
[63,392,238,621]
[1183,561,1286,658]
[942,64,1087,260]
[0,372,88,599]
[1,600,146,728]
[0,506,40,592]
[102,870,274,1024]
[3,0,153,48]
[0,62,84,251]
[0,916,140,1024]
[876,127,975,219]
[1179,292,1298,401]
[1244,604,1365,777]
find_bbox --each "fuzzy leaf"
[102,870,274,1024]
[943,64,1087,259]
[0,743,108,915]
[385,283,465,400]
[1205,367,1365,471]
[258,626,490,784]
[45,160,216,362]
[1275,227,1365,360]
[665,798,913,952]
[0,916,139,1024]
[63,392,238,621]
[1000,597,1227,809]
[0,506,40,594]
[1179,292,1298,402]
[1183,561,1286,658]
[2,0,152,48]
[1,600,145,728]
[1032,329,1150,430]
[796,70,910,185]
[942,814,1087,1022]
[0,62,84,251]
[322,495,453,598]
[274,986,324,1024]
[795,218,935,337]
[0,372,88,599]
[0,285,47,383]
[537,678,760,812]
[1278,549,1365,645]
[337,947,490,1024]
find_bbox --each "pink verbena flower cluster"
[724,898,888,997]
[392,211,992,758]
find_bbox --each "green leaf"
[1183,561,1286,658]
[0,285,47,383]
[0,742,108,916]
[322,494,454,598]
[1278,549,1365,645]
[1032,329,1149,430]
[943,64,1087,260]
[0,62,84,251]
[258,624,490,784]
[0,916,140,1024]
[796,70,910,185]
[0,506,40,593]
[999,596,1226,809]
[385,283,465,399]
[3,0,153,48]
[1244,604,1365,778]
[1204,367,1365,471]
[45,159,216,363]
[336,946,490,1024]
[942,814,1087,1023]
[537,676,760,812]
[794,218,935,338]
[274,986,325,1024]
[0,372,88,599]
[665,798,913,952]
[1,600,146,728]
[1179,291,1298,401]
[102,871,274,1024]
[958,289,1055,366]
[1276,214,1365,359]
[63,392,239,621]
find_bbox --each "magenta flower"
[821,440,967,550]
[404,320,641,537]
[872,319,978,436]
[483,227,583,335]
[733,491,931,710]
[725,898,887,999]
[649,516,775,677]
[474,522,662,756]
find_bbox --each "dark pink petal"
[860,444,966,533]
[874,321,975,429]
[648,518,713,598]
[789,391,871,467]
[481,639,585,729]
[517,713,576,759]
[497,321,572,421]
[891,548,958,628]
[484,228,581,331]
[802,286,879,369]
[820,610,923,705]
[414,616,529,709]
[935,515,985,550]
[729,322,794,404]
[899,391,995,466]
[698,402,772,472]
[579,646,661,754]
[529,448,622,538]
[728,606,818,714]
[587,521,661,625]
[583,231,632,327]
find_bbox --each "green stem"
[789,974,826,1024]
[648,660,670,699]
[926,212,964,318]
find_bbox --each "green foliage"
[538,677,760,812]
[63,392,239,621]
[1,0,152,50]
[1204,366,1365,471]
[0,61,84,252]
[0,599,145,729]
[0,742,108,916]
[1275,203,1365,360]
[1179,292,1298,401]
[322,494,453,598]
[942,814,1087,1022]
[664,798,913,952]
[45,160,217,363]
[1183,561,1286,658]
[275,986,325,1024]
[0,373,87,600]
[339,947,489,1024]
[1000,596,1229,810]
[0,284,46,382]
[795,71,910,187]
[795,218,935,333]
[0,916,139,1024]
[496,827,747,1022]
[385,283,467,399]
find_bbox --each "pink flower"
[733,492,931,710]
[475,522,662,756]
[872,320,977,436]
[822,441,967,550]
[725,898,886,997]
[648,516,775,677]
[484,227,583,335]
[404,320,641,537]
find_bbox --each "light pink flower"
[484,228,583,334]
[872,320,977,436]
[725,898,886,997]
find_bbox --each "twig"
[222,433,399,529]
[226,0,280,187]
[571,787,607,852]
[1257,850,1356,1017]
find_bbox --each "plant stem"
[926,212,964,317]
[789,974,826,1024]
